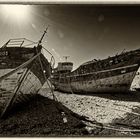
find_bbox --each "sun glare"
[1,5,30,22]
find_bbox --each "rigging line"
[42,46,54,59]
[36,48,58,102]
[24,38,37,44]
[47,78,58,101]
[35,27,57,101]
[42,46,55,66]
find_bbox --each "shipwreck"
[0,28,54,118]
[51,49,140,93]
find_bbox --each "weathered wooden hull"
[0,46,51,117]
[0,68,42,108]
[0,53,50,117]
[52,64,139,93]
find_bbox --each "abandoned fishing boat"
[0,28,53,118]
[51,49,140,93]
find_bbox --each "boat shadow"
[0,94,103,136]
[64,91,140,102]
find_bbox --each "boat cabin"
[52,62,73,75]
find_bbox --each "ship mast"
[38,27,49,46]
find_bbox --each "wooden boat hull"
[0,68,42,106]
[0,37,52,117]
[0,53,51,117]
[52,64,139,93]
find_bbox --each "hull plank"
[20,69,42,95]
[0,69,26,91]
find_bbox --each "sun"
[1,5,30,22]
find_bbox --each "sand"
[40,88,140,136]
[1,86,140,137]
[40,89,140,123]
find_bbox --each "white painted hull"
[71,71,136,92]
[53,64,138,93]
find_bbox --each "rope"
[42,46,55,67]
[24,38,37,44]
[36,48,58,102]
[36,46,72,125]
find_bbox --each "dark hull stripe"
[54,64,139,83]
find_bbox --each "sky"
[0,5,140,70]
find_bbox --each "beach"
[0,86,140,136]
